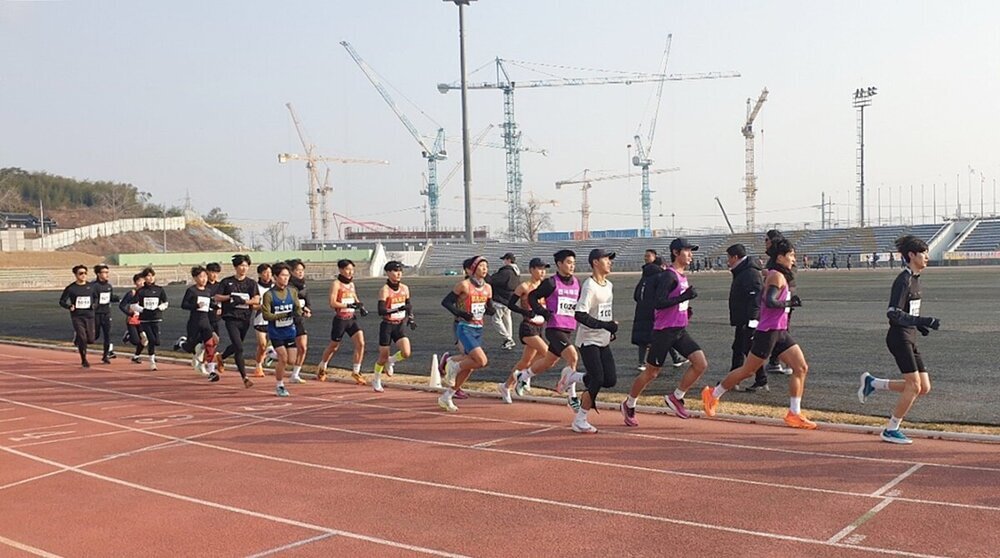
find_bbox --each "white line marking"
[472,426,558,448]
[0,446,471,558]
[98,404,136,411]
[827,498,896,544]
[0,416,25,424]
[872,464,924,497]
[0,422,77,436]
[0,534,64,558]
[244,533,338,558]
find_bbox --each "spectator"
[489,253,520,350]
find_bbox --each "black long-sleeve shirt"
[91,280,119,315]
[59,282,97,318]
[886,269,923,338]
[218,276,258,321]
[134,284,168,322]
[182,285,214,326]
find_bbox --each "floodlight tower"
[853,86,877,227]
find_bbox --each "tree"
[204,207,242,243]
[518,197,553,242]
[97,185,141,220]
[262,222,285,251]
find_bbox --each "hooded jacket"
[630,262,663,346]
[728,256,763,327]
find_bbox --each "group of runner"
[60,231,939,443]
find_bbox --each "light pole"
[444,0,477,244]
[852,86,877,228]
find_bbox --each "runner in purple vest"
[515,249,582,405]
[621,238,708,426]
[702,237,817,429]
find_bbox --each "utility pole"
[442,0,477,243]
[852,86,877,227]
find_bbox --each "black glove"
[406,315,417,330]
[457,310,474,321]
[925,317,940,330]
[917,325,930,336]
[602,321,619,335]
[536,308,553,321]
[789,294,803,307]
[355,302,369,317]
[678,287,698,302]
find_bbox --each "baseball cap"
[588,248,616,264]
[501,252,516,262]
[528,257,550,269]
[669,237,699,252]
[383,260,404,272]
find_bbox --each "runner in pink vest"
[621,238,709,426]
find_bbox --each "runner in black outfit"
[213,254,258,387]
[131,267,168,370]
[91,264,119,363]
[119,273,145,352]
[59,265,97,368]
[179,266,219,377]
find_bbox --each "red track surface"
[0,344,998,558]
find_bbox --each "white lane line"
[98,404,136,411]
[872,464,924,497]
[0,416,25,424]
[243,533,338,558]
[0,422,77,436]
[0,535,64,558]
[472,426,558,448]
[0,446,471,558]
[827,498,896,544]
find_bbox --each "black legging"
[733,325,766,385]
[579,344,617,403]
[95,312,112,356]
[134,322,159,357]
[221,318,250,379]
[71,315,95,361]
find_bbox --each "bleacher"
[954,219,1000,252]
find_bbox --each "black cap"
[501,252,516,263]
[669,238,699,252]
[528,257,550,269]
[553,249,576,263]
[588,248,616,264]
[383,260,404,272]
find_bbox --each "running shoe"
[173,335,186,351]
[568,396,582,412]
[880,428,912,445]
[437,392,458,412]
[242,377,254,388]
[264,345,278,366]
[636,364,647,372]
[670,352,689,368]
[701,386,719,417]
[208,372,220,382]
[665,393,690,419]
[744,379,770,393]
[289,375,307,384]
[215,353,225,373]
[858,372,876,404]
[571,416,598,433]
[372,376,384,393]
[514,371,529,397]
[453,388,469,400]
[100,356,111,365]
[498,382,513,404]
[501,339,516,351]
[108,344,116,358]
[82,359,91,368]
[444,359,459,388]
[784,411,818,430]
[385,358,395,377]
[276,385,290,398]
[351,371,367,385]
[195,362,209,376]
[555,367,575,395]
[523,376,532,392]
[131,355,141,364]
[253,365,266,378]
[150,361,157,371]
[620,400,638,427]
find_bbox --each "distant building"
[0,212,57,233]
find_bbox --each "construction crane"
[340,40,449,232]
[454,194,558,206]
[280,102,389,241]
[332,211,398,240]
[631,35,673,238]
[742,87,768,232]
[556,168,678,237]
[439,49,740,240]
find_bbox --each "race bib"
[231,292,250,308]
[98,292,111,305]
[276,316,293,327]
[597,302,613,321]
[142,297,159,310]
[557,296,576,317]
[197,296,211,312]
[298,299,306,308]
[340,297,355,314]
[389,303,406,322]
[75,296,92,309]
[909,299,921,317]
[748,319,759,329]
[784,291,792,314]
[470,302,486,321]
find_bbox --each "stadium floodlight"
[853,86,877,227]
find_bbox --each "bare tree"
[0,185,22,212]
[97,186,140,220]
[518,198,553,242]
[262,222,285,251]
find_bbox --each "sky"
[2,0,999,240]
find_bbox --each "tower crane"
[279,102,388,241]
[340,41,449,232]
[556,167,678,238]
[439,48,739,240]
[631,35,672,238]
[742,87,768,232]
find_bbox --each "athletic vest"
[462,281,490,327]
[253,281,271,326]
[757,270,790,332]
[384,284,410,324]
[335,281,357,319]
[653,267,690,330]
[266,288,297,339]
[544,275,580,331]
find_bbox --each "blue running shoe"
[276,385,290,398]
[880,428,912,445]
[858,372,876,404]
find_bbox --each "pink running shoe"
[453,388,469,400]
[620,400,638,427]
[665,393,690,419]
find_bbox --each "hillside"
[61,223,237,257]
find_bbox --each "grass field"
[2,266,998,425]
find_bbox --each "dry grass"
[0,251,105,267]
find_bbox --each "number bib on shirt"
[98,292,111,305]
[75,296,92,309]
[142,297,159,310]
[909,299,921,317]
[389,303,406,322]
[471,302,486,321]
[557,296,576,317]
[231,292,250,309]
[197,296,211,312]
[598,302,613,321]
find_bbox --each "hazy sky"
[3,1,999,239]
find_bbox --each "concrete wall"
[1,217,187,252]
[116,249,373,267]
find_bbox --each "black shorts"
[519,320,544,344]
[186,318,215,345]
[545,328,574,357]
[886,328,925,373]
[647,327,701,367]
[293,315,308,337]
[750,329,797,360]
[270,337,296,349]
[379,321,407,347]
[330,317,361,342]
[253,324,268,333]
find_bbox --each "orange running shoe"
[253,365,266,378]
[701,386,719,417]
[215,353,225,373]
[351,371,367,385]
[784,411,818,430]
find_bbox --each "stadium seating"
[954,219,1000,252]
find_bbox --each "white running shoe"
[194,342,205,362]
[555,367,575,395]
[386,357,395,377]
[498,382,513,404]
[524,376,532,392]
[149,358,157,371]
[444,359,459,388]
[289,375,307,384]
[372,376,384,393]
[437,392,458,412]
[571,416,598,433]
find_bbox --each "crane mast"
[742,87,768,232]
[556,167,679,237]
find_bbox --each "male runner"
[438,256,495,412]
[287,259,311,384]
[131,267,168,371]
[179,266,219,377]
[497,257,549,404]
[317,259,368,384]
[252,263,275,377]
[91,264,119,363]
[213,254,258,387]
[59,265,97,368]
[261,263,303,397]
[372,261,415,393]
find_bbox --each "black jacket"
[630,262,662,346]
[728,256,763,327]
[489,264,520,302]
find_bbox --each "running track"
[0,344,997,558]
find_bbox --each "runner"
[438,255,495,412]
[130,267,168,371]
[621,238,708,426]
[763,229,793,377]
[497,257,549,404]
[702,237,816,429]
[59,265,97,368]
[119,273,145,356]
[213,254,259,387]
[91,264,119,363]
[858,235,939,444]
[286,259,311,384]
[317,259,368,384]
[205,262,223,336]
[261,263,303,398]
[178,266,219,377]
[568,249,620,433]
[372,261,415,393]
[514,249,582,405]
[251,263,275,378]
